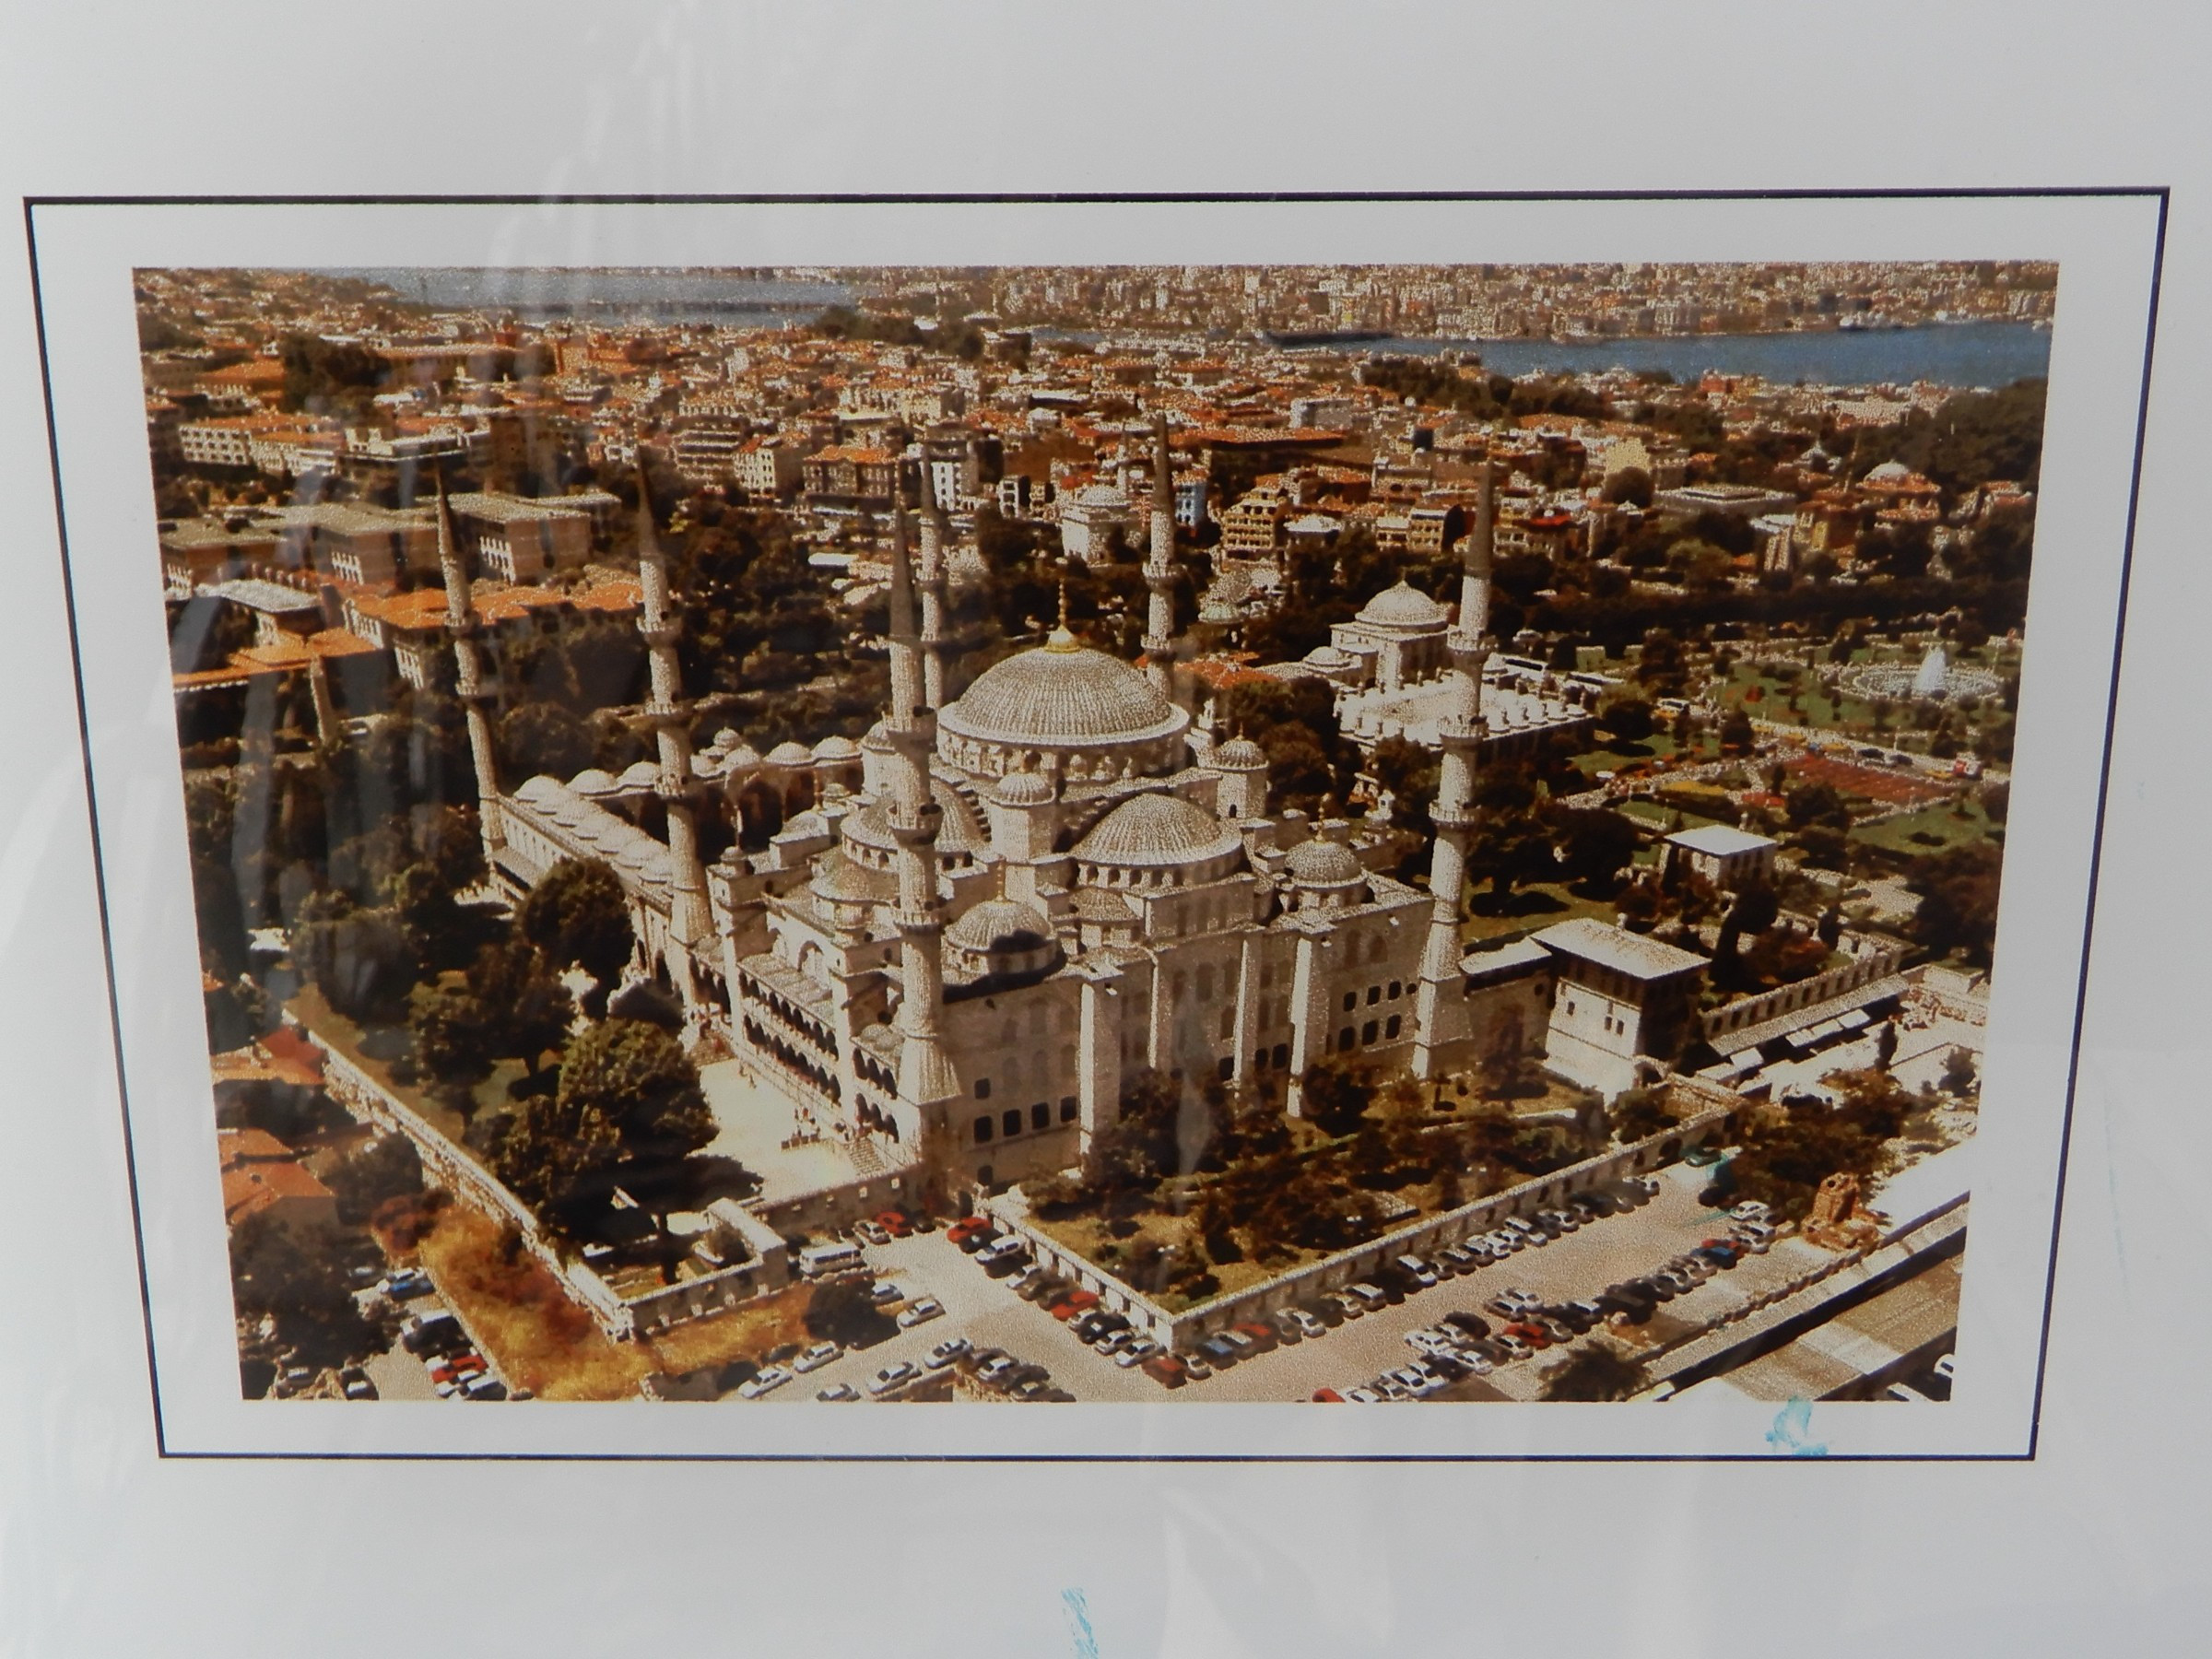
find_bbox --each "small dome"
[617,759,661,790]
[810,848,896,906]
[1305,644,1351,666]
[569,767,617,794]
[764,740,814,768]
[1074,791,1242,869]
[1357,581,1449,629]
[812,735,860,761]
[861,718,897,754]
[994,770,1055,806]
[724,742,763,771]
[947,898,1054,956]
[1864,459,1912,483]
[1211,736,1268,771]
[1285,837,1365,887]
[712,727,741,749]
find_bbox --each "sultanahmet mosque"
[451,425,1559,1201]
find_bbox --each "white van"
[797,1241,865,1277]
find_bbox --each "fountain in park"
[1839,640,2005,704]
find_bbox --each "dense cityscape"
[146,261,2041,1408]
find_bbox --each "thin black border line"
[22,200,170,1454]
[22,187,2166,1465]
[22,187,2170,207]
[2022,190,2171,1457]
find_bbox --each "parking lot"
[729,1163,1834,1404]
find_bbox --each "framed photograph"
[28,190,2161,1461]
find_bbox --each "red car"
[875,1210,913,1239]
[1311,1387,1345,1403]
[1504,1322,1553,1350]
[1050,1290,1100,1320]
[1142,1354,1188,1388]
[1231,1321,1280,1354]
[948,1216,996,1249]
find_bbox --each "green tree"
[1909,842,2003,967]
[805,1276,896,1348]
[518,858,636,1005]
[1299,1055,1374,1138]
[228,1213,379,1368]
[1539,1338,1647,1401]
[498,700,596,782]
[1601,466,1653,508]
[1599,696,1655,745]
[323,1135,423,1225]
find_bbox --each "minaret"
[633,468,713,971]
[913,468,949,712]
[1141,412,1179,700]
[884,504,961,1112]
[1460,455,1495,645]
[1414,459,1493,1079]
[433,469,504,877]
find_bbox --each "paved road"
[724,1168,1836,1405]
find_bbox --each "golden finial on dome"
[1045,580,1079,651]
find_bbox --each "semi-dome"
[939,642,1184,749]
[842,779,985,861]
[1357,581,1449,629]
[946,896,1061,980]
[994,769,1056,806]
[1073,791,1242,870]
[947,898,1054,955]
[1285,837,1365,886]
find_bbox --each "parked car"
[924,1337,971,1370]
[1325,1292,1367,1321]
[1442,1310,1490,1340]
[1344,1387,1383,1404]
[1198,1335,1241,1367]
[1143,1354,1189,1388]
[874,1209,913,1238]
[1406,1328,1464,1360]
[1182,1355,1213,1381]
[1285,1309,1329,1340]
[1393,1254,1440,1288]
[897,1297,946,1328]
[738,1366,792,1400]
[946,1215,993,1245]
[978,1237,1030,1274]
[381,1269,433,1300]
[461,1374,508,1402]
[1018,1272,1066,1302]
[868,1279,905,1305]
[340,1368,377,1402]
[1730,1200,1771,1223]
[1437,1245,1479,1275]
[816,1382,861,1402]
[1230,1321,1279,1353]
[1114,1341,1159,1370]
[853,1219,891,1246]
[867,1361,920,1395]
[793,1341,841,1373]
[1049,1290,1100,1320]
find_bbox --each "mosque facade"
[452,432,1561,1204]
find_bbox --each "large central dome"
[936,639,1190,780]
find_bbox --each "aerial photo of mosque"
[151,260,2035,1405]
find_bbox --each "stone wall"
[990,1103,1746,1355]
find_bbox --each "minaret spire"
[1141,412,1179,700]
[434,466,505,877]
[1414,456,1493,1078]
[914,465,949,711]
[633,464,713,975]
[882,494,960,1112]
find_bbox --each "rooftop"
[1532,917,1709,982]
[1665,824,1779,858]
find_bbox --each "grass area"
[413,1205,650,1400]
[1458,880,1618,945]
[1566,733,1718,776]
[1618,798,1726,833]
[408,1203,818,1399]
[289,983,473,1153]
[1849,797,2001,854]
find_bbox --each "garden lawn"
[1459,880,1618,945]
[1850,798,2001,854]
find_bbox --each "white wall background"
[2,5,2209,1654]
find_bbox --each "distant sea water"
[316,267,2049,388]
[320,267,853,325]
[1339,321,2051,389]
